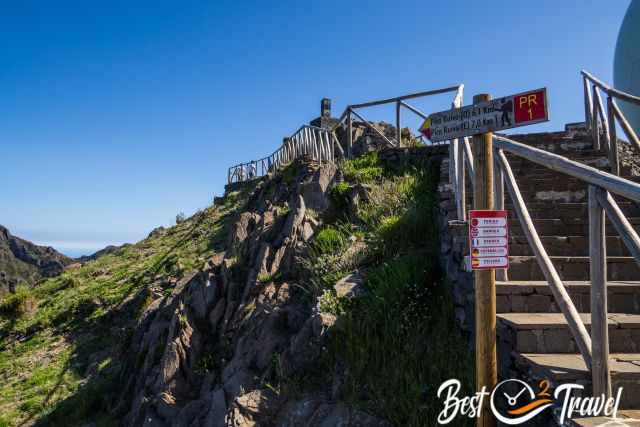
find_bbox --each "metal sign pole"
[473,93,497,427]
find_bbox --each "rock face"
[116,161,390,426]
[0,225,72,291]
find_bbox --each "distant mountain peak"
[0,225,72,291]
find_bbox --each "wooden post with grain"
[472,93,497,427]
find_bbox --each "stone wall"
[435,155,475,337]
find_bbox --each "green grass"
[0,287,36,318]
[342,152,384,183]
[0,185,254,426]
[315,157,473,425]
[313,226,348,254]
[335,258,474,426]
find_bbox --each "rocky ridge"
[115,160,390,426]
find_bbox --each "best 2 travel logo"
[436,378,624,425]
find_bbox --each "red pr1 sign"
[419,88,549,142]
[469,210,509,270]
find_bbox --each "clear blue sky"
[0,1,630,257]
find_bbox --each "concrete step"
[509,256,640,281]
[496,281,640,314]
[512,353,640,410]
[497,313,640,353]
[509,235,630,256]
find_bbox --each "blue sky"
[0,1,630,257]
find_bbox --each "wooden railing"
[329,84,466,218]
[490,135,640,397]
[229,84,466,187]
[582,70,640,176]
[227,125,341,184]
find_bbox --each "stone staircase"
[492,131,640,424]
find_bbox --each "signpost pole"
[473,93,497,427]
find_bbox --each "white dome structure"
[614,1,640,135]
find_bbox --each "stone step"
[509,235,630,256]
[502,202,640,219]
[509,256,640,281]
[448,201,640,219]
[512,353,640,410]
[508,218,640,237]
[496,281,640,314]
[497,313,640,354]
[568,410,640,426]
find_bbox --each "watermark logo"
[436,378,624,425]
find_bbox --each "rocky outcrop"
[116,161,389,426]
[77,243,132,263]
[0,225,73,291]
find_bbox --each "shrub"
[313,226,348,255]
[175,212,186,224]
[342,152,384,183]
[0,288,36,318]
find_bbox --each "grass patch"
[313,226,348,254]
[335,256,474,426]
[342,152,384,183]
[317,157,472,425]
[0,287,36,319]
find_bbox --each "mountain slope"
[0,155,472,426]
[0,226,72,292]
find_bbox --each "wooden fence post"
[494,155,507,282]
[347,109,353,159]
[457,137,466,221]
[473,93,497,427]
[607,96,619,175]
[589,185,612,398]
[396,100,401,146]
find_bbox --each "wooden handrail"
[347,85,461,109]
[493,135,640,202]
[611,97,640,151]
[349,108,397,147]
[582,70,640,106]
[496,149,593,368]
[595,189,640,267]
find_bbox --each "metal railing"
[582,70,640,175]
[227,125,341,184]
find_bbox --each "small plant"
[257,271,281,283]
[175,212,186,224]
[313,226,347,255]
[329,182,351,215]
[0,287,36,318]
[318,289,351,316]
